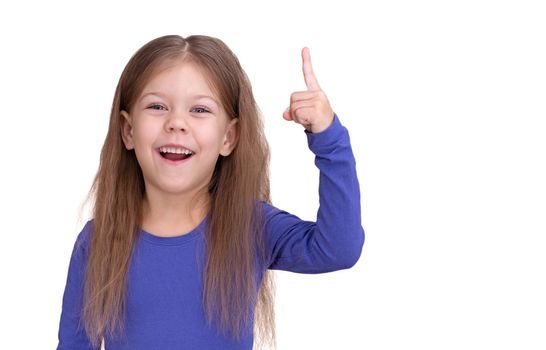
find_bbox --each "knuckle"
[290,92,299,102]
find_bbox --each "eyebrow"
[139,92,219,105]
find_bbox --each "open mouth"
[159,151,193,161]
[159,151,193,162]
[157,145,195,164]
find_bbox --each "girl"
[57,34,364,350]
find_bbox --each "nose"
[165,110,189,133]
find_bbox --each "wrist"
[309,113,335,134]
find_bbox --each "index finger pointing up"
[302,47,321,91]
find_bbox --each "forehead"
[142,60,218,96]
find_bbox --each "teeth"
[159,146,193,155]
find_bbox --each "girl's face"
[120,61,238,199]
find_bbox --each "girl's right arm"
[57,220,99,350]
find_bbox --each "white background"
[0,0,545,349]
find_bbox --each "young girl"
[57,34,364,350]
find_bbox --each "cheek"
[131,123,160,163]
[134,120,161,144]
[203,130,226,152]
[194,123,225,149]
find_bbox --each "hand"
[282,47,334,133]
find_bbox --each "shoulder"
[255,200,287,220]
[254,200,307,229]
[73,219,94,255]
[256,199,275,213]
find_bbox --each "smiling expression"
[120,60,238,198]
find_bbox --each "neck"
[141,186,210,237]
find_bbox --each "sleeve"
[57,220,100,350]
[264,113,365,273]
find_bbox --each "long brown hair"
[81,34,276,349]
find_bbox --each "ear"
[120,110,135,150]
[219,118,239,156]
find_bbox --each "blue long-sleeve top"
[57,113,365,349]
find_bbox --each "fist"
[282,47,334,133]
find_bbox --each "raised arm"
[264,112,364,273]
[265,47,364,273]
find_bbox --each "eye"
[192,106,210,113]
[148,104,166,111]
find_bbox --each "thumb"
[283,106,292,120]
